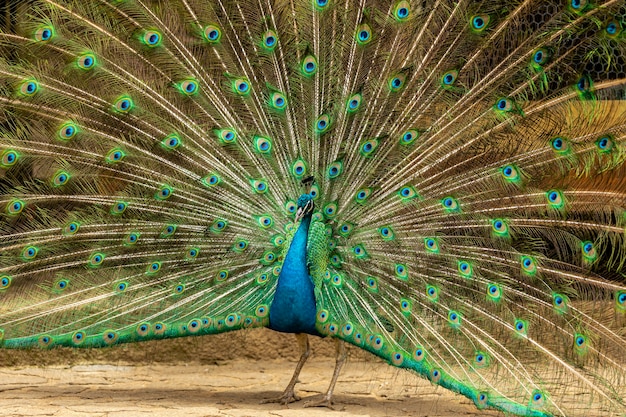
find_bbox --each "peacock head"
[295,193,315,222]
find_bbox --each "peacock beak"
[294,201,313,222]
[295,206,307,223]
[295,207,304,222]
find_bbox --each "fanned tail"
[1,1,625,416]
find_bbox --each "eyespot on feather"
[204,25,221,43]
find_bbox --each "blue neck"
[269,215,319,335]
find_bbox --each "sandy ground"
[0,360,502,417]
[0,329,501,417]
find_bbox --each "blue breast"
[268,215,319,335]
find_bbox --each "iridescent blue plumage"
[269,195,319,336]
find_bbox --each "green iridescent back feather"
[1,0,626,416]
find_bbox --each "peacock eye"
[1,149,18,167]
[302,55,318,75]
[233,78,250,95]
[20,79,39,96]
[252,179,268,193]
[180,79,198,95]
[596,135,613,153]
[0,276,11,289]
[7,199,25,214]
[607,22,617,34]
[496,98,511,111]
[313,0,329,12]
[393,1,410,21]
[356,24,372,45]
[315,114,331,133]
[546,190,564,208]
[262,30,278,50]
[255,136,272,153]
[223,130,235,141]
[470,14,490,32]
[35,26,53,41]
[388,74,406,91]
[143,30,162,46]
[52,171,70,186]
[441,70,457,87]
[77,53,96,70]
[204,25,221,42]
[113,96,133,113]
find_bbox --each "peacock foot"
[303,395,335,409]
[260,390,301,405]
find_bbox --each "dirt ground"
[0,328,501,417]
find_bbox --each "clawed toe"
[303,395,335,409]
[260,391,301,405]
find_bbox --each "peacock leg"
[303,338,346,409]
[261,333,310,405]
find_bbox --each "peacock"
[1,0,626,415]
